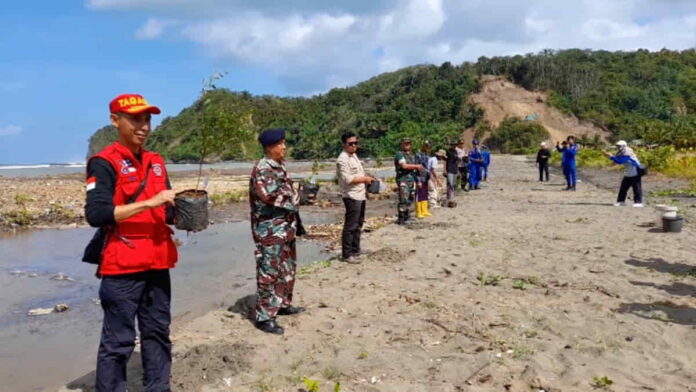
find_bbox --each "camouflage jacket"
[394,150,417,183]
[249,157,300,245]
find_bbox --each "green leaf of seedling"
[304,377,320,392]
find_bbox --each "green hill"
[87,49,696,161]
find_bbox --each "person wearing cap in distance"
[536,142,551,182]
[445,139,461,201]
[249,129,305,335]
[603,140,644,207]
[455,139,469,191]
[468,139,484,190]
[336,132,375,263]
[394,138,423,224]
[85,94,178,392]
[556,135,579,191]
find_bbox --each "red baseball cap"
[109,93,161,115]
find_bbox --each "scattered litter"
[51,272,74,281]
[223,377,232,387]
[28,303,70,316]
[27,307,54,316]
[506,349,514,354]
[495,353,502,358]
[370,376,379,384]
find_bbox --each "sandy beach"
[53,154,696,392]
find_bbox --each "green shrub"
[576,148,611,168]
[637,146,675,172]
[485,117,550,154]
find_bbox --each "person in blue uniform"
[468,139,483,190]
[556,136,578,191]
[480,145,491,181]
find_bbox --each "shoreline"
[58,155,695,392]
[0,161,399,233]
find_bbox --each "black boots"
[397,211,411,225]
[255,319,284,335]
[278,306,306,315]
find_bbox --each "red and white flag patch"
[86,176,97,191]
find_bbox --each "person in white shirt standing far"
[336,133,375,263]
[429,150,445,209]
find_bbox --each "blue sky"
[1,0,694,164]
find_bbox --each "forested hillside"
[476,49,696,147]
[87,49,695,161]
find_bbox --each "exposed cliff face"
[466,75,609,145]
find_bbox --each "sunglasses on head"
[346,141,359,146]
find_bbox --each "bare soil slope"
[467,75,609,144]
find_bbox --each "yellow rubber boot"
[415,200,424,218]
[422,201,433,217]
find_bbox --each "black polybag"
[174,189,209,232]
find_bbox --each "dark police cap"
[258,128,286,146]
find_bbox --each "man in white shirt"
[336,133,375,263]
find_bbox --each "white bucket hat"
[616,140,628,147]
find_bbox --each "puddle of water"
[0,219,332,392]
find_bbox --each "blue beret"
[258,128,286,146]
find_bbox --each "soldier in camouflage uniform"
[249,128,305,335]
[394,138,424,225]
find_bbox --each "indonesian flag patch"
[86,176,97,191]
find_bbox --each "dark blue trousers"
[562,163,577,187]
[96,269,172,392]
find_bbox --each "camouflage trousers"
[255,240,297,322]
[397,179,416,213]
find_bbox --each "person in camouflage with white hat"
[249,128,305,335]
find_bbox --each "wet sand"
[66,154,695,392]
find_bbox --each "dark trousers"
[458,167,468,190]
[96,269,172,392]
[342,198,366,258]
[538,162,549,181]
[618,175,642,203]
[562,163,577,187]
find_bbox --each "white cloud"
[582,19,646,40]
[135,18,172,40]
[0,125,22,136]
[86,0,696,95]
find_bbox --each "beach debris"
[27,303,70,316]
[51,272,74,281]
[370,376,379,384]
[27,307,54,316]
[223,377,232,387]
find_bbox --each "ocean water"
[0,161,327,178]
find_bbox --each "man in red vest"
[85,93,178,392]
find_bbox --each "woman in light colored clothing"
[429,150,445,208]
[604,140,644,207]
